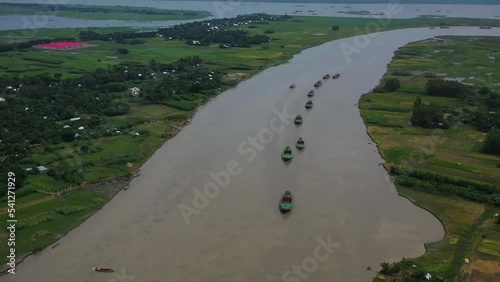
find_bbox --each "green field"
[0,3,211,21]
[2,17,500,78]
[360,36,500,281]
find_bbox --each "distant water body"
[0,1,499,31]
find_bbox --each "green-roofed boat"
[296,138,305,150]
[294,115,302,125]
[282,146,293,161]
[305,100,313,109]
[279,191,293,212]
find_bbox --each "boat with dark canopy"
[294,115,303,124]
[307,90,314,97]
[279,191,293,212]
[93,268,115,273]
[296,138,305,150]
[305,100,313,109]
[282,146,293,161]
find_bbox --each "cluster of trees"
[425,79,470,98]
[390,167,500,206]
[384,78,401,92]
[411,96,447,128]
[81,14,291,47]
[484,129,500,155]
[408,79,500,153]
[79,30,155,43]
[0,55,223,197]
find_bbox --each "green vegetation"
[0,182,123,262]
[359,36,500,281]
[0,3,211,21]
[2,16,500,77]
[1,13,500,267]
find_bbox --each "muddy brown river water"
[5,27,500,282]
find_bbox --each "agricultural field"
[360,36,500,184]
[360,36,500,281]
[1,17,500,78]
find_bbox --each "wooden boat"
[93,268,115,273]
[296,138,305,150]
[279,191,293,212]
[323,74,330,79]
[294,115,302,125]
[281,146,293,161]
[479,26,492,29]
[305,100,313,109]
[314,80,322,87]
[123,185,130,190]
[290,83,296,89]
[332,73,340,79]
[307,90,315,97]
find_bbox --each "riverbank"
[0,3,211,21]
[358,36,500,281]
[1,15,500,268]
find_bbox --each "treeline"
[79,30,155,44]
[80,14,290,47]
[0,55,223,197]
[390,167,500,206]
[425,79,470,98]
[0,3,202,16]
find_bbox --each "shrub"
[384,78,401,92]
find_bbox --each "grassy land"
[0,3,211,21]
[1,16,500,266]
[360,36,500,281]
[2,17,500,78]
[0,182,125,266]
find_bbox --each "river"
[0,1,499,31]
[4,26,500,282]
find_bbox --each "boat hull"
[282,154,293,161]
[296,143,305,150]
[94,268,115,273]
[279,204,292,212]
